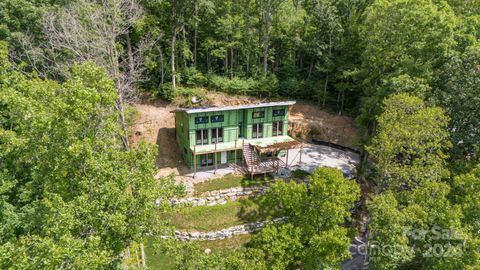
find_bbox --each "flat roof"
[171,101,296,114]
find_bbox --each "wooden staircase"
[242,143,260,169]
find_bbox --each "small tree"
[251,167,361,269]
[367,93,451,190]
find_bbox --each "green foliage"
[369,181,480,269]
[207,75,254,95]
[434,45,480,161]
[0,56,181,268]
[250,224,303,270]
[158,82,176,101]
[206,74,279,98]
[157,84,210,107]
[179,67,208,86]
[250,167,361,269]
[367,93,452,190]
[452,165,480,238]
[358,0,458,126]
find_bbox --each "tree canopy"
[0,43,180,268]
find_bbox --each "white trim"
[171,101,296,114]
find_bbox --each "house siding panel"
[174,104,292,170]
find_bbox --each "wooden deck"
[246,158,287,175]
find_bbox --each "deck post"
[234,140,237,172]
[214,143,217,174]
[285,148,289,168]
[299,143,303,165]
[193,145,196,179]
[251,146,254,180]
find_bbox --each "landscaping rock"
[168,186,267,207]
[174,217,286,241]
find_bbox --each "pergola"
[191,136,303,179]
[245,138,303,179]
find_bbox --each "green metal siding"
[245,106,289,139]
[187,109,241,146]
[174,105,291,170]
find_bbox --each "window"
[238,122,243,138]
[211,127,224,143]
[272,121,283,136]
[211,115,224,123]
[195,116,209,124]
[252,111,265,119]
[201,154,214,167]
[196,129,208,145]
[273,109,285,117]
[252,123,263,139]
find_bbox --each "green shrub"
[254,74,279,97]
[176,86,210,107]
[207,74,279,97]
[158,83,176,101]
[279,77,314,98]
[207,75,254,95]
[179,67,207,86]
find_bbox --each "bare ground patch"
[130,92,360,180]
[130,99,189,178]
[289,101,359,148]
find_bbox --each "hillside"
[130,92,359,178]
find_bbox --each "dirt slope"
[130,99,189,178]
[289,101,359,148]
[131,92,359,177]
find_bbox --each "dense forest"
[0,0,479,269]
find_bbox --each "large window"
[211,127,224,143]
[201,153,214,167]
[195,116,209,124]
[252,123,263,139]
[272,121,283,136]
[196,129,208,145]
[273,109,285,117]
[211,115,224,123]
[252,111,265,119]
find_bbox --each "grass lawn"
[194,174,272,194]
[198,233,252,253]
[144,234,252,270]
[163,198,275,231]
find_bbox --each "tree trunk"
[224,49,228,75]
[171,0,177,88]
[322,72,329,107]
[158,45,165,87]
[322,32,333,107]
[230,47,234,78]
[262,0,270,75]
[263,19,269,75]
[110,40,129,150]
[245,0,251,75]
[116,98,130,150]
[340,88,345,115]
[182,25,187,67]
[307,57,315,79]
[207,48,211,73]
[126,33,135,79]
[194,0,198,67]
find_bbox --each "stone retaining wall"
[175,217,285,241]
[169,186,267,207]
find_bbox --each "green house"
[171,101,302,177]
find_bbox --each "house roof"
[170,101,296,114]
